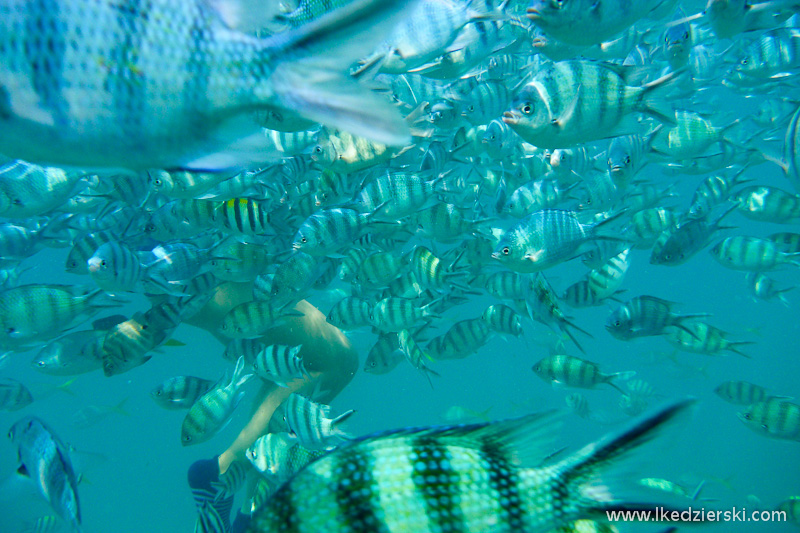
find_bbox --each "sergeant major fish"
[249,400,696,533]
[0,0,417,170]
[9,416,81,532]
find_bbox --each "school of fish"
[0,0,799,531]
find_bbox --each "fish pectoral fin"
[268,62,410,147]
[553,85,582,128]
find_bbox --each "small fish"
[252,344,308,387]
[714,380,773,406]
[282,393,354,451]
[606,295,709,340]
[32,330,107,376]
[532,354,634,393]
[710,235,800,271]
[151,376,214,410]
[181,356,253,446]
[0,378,34,411]
[738,397,800,442]
[363,333,404,375]
[9,416,81,532]
[665,322,752,358]
[492,209,624,273]
[246,432,324,486]
[71,397,129,429]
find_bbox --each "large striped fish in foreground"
[0,0,417,170]
[248,400,695,533]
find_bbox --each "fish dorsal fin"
[343,410,562,467]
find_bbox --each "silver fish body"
[0,0,415,169]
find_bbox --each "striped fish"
[363,333,404,375]
[733,185,800,224]
[151,376,214,410]
[87,241,143,293]
[0,378,34,411]
[9,416,81,532]
[0,0,416,170]
[0,284,119,348]
[492,210,623,273]
[292,208,372,257]
[213,199,274,237]
[283,393,355,451]
[714,380,772,406]
[428,318,491,360]
[527,0,669,46]
[253,344,308,387]
[710,235,800,271]
[665,322,752,358]
[218,301,302,339]
[223,339,265,365]
[532,354,633,393]
[482,304,523,337]
[65,230,117,274]
[503,61,677,149]
[181,356,253,446]
[327,297,373,330]
[246,432,324,485]
[249,400,695,532]
[606,295,709,340]
[738,397,800,442]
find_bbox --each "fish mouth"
[292,242,302,250]
[502,111,519,125]
[490,252,501,259]
[526,7,541,20]
[610,165,623,173]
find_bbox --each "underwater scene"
[0,0,798,531]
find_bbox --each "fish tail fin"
[260,0,417,146]
[639,69,686,125]
[558,400,696,519]
[726,341,754,359]
[606,371,637,394]
[113,396,132,416]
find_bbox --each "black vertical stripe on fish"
[183,3,212,136]
[110,0,148,145]
[24,0,69,128]
[333,446,385,531]
[410,440,467,532]
[479,438,525,530]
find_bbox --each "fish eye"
[741,58,748,65]
[37,361,45,367]
[683,31,689,40]
[502,247,510,255]
[664,254,671,260]
[521,102,533,115]
[7,327,14,334]
[624,156,631,164]
[183,435,192,442]
[614,321,621,327]
[301,237,307,243]
[314,146,322,154]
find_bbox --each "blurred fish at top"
[0,0,419,170]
